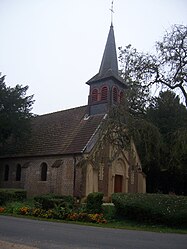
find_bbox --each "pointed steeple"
[86,22,127,116]
[86,24,125,85]
[99,24,118,77]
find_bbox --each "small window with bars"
[101,86,108,101]
[113,87,118,102]
[91,88,98,102]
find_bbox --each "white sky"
[0,0,187,115]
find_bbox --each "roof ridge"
[36,105,87,118]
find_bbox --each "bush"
[0,189,26,205]
[34,194,74,210]
[112,193,187,227]
[102,204,116,221]
[86,192,104,214]
[5,201,26,214]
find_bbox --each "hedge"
[112,193,187,227]
[0,189,27,205]
[34,194,74,210]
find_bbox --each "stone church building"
[0,23,146,200]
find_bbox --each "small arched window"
[113,87,118,102]
[91,89,98,102]
[41,162,47,181]
[120,91,124,103]
[101,86,108,101]
[16,164,21,181]
[4,165,9,181]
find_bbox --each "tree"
[118,45,153,115]
[117,24,187,193]
[146,91,187,194]
[0,73,35,145]
[104,97,162,193]
[155,25,187,106]
[119,24,187,107]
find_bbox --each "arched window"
[16,164,21,181]
[101,86,108,101]
[91,89,98,102]
[4,165,9,181]
[113,87,118,102]
[41,162,47,181]
[120,91,124,103]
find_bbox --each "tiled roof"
[0,106,105,158]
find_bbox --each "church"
[0,21,146,200]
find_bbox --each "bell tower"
[86,23,127,116]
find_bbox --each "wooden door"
[114,175,123,193]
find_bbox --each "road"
[0,216,186,249]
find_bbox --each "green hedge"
[112,193,187,227]
[0,189,27,205]
[34,194,74,210]
[86,192,104,214]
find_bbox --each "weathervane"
[109,0,114,25]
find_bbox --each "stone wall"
[0,156,75,197]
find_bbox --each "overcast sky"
[0,0,187,115]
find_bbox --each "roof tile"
[0,106,105,158]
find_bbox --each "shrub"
[112,193,187,227]
[34,194,74,210]
[5,201,26,215]
[52,205,71,220]
[86,192,104,214]
[102,204,116,221]
[0,189,26,205]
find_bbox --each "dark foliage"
[34,194,74,210]
[0,73,34,145]
[112,193,187,227]
[0,189,26,205]
[86,192,104,214]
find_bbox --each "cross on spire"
[109,1,114,26]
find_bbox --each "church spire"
[99,1,118,77]
[86,2,127,116]
[98,24,118,77]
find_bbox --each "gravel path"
[0,240,39,249]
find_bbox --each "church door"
[114,175,123,193]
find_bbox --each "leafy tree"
[147,91,187,194]
[119,24,187,107]
[104,97,162,193]
[147,91,187,141]
[117,24,187,193]
[118,45,153,115]
[0,73,34,145]
[155,25,187,106]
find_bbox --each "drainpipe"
[73,155,77,197]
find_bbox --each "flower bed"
[16,206,107,223]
